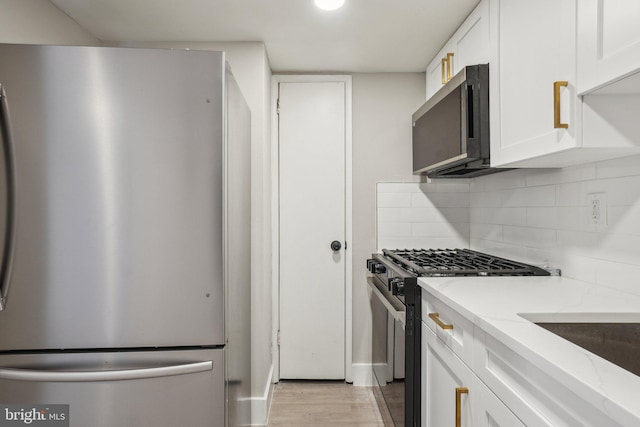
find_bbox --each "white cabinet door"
[450,0,489,76]
[578,0,640,93]
[489,0,579,167]
[472,376,525,427]
[426,42,453,100]
[423,324,475,427]
[425,0,489,101]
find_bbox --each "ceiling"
[49,0,480,73]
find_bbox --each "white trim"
[270,74,353,383]
[351,363,379,387]
[250,364,274,426]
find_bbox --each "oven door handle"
[367,277,406,328]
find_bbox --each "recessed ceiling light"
[314,0,345,11]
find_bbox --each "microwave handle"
[466,82,476,140]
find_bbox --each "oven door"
[368,277,406,426]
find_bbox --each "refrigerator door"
[0,349,224,427]
[0,45,225,350]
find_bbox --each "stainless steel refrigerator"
[0,44,251,427]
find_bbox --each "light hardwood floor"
[267,380,385,426]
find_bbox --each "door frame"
[270,74,353,383]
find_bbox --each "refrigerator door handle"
[0,361,213,382]
[0,84,17,311]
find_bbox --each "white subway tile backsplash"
[410,193,436,208]
[376,182,470,251]
[377,182,422,193]
[556,181,586,207]
[377,192,411,208]
[585,175,640,206]
[554,253,598,284]
[595,259,640,295]
[555,207,587,231]
[608,204,640,236]
[503,226,557,250]
[404,207,469,223]
[502,185,556,207]
[377,208,406,222]
[470,223,502,241]
[480,169,527,191]
[525,164,596,186]
[378,157,640,296]
[412,222,469,238]
[431,181,471,193]
[378,236,468,251]
[526,207,559,229]
[593,233,640,266]
[470,191,502,208]
[596,154,640,179]
[411,192,469,208]
[377,222,411,237]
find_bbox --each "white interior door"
[278,80,346,379]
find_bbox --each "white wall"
[0,0,97,45]
[469,155,640,296]
[351,73,424,382]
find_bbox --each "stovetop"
[381,248,551,277]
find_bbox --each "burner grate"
[382,249,550,277]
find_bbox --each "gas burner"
[382,248,550,277]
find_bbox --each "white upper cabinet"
[426,42,453,100]
[488,0,580,167]
[423,0,640,168]
[578,0,640,94]
[425,0,489,100]
[489,0,640,167]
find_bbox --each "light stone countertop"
[418,276,640,426]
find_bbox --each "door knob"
[330,240,342,251]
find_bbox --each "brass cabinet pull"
[446,52,454,81]
[428,312,453,330]
[553,81,569,129]
[456,387,469,427]
[441,58,447,84]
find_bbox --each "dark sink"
[535,322,640,377]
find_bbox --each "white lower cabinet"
[421,290,627,427]
[423,324,474,427]
[423,321,523,427]
[472,376,524,427]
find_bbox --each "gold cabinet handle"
[441,58,447,84]
[428,312,453,330]
[553,81,569,129]
[456,387,469,427]
[446,52,454,81]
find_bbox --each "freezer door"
[0,349,224,427]
[0,45,225,349]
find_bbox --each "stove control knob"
[390,278,405,296]
[374,263,386,274]
[366,259,376,272]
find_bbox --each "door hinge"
[276,98,280,115]
[277,330,281,346]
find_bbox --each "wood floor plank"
[267,380,385,426]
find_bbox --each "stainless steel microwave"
[412,64,509,178]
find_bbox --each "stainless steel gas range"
[367,249,552,427]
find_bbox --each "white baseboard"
[250,365,274,426]
[351,363,375,386]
